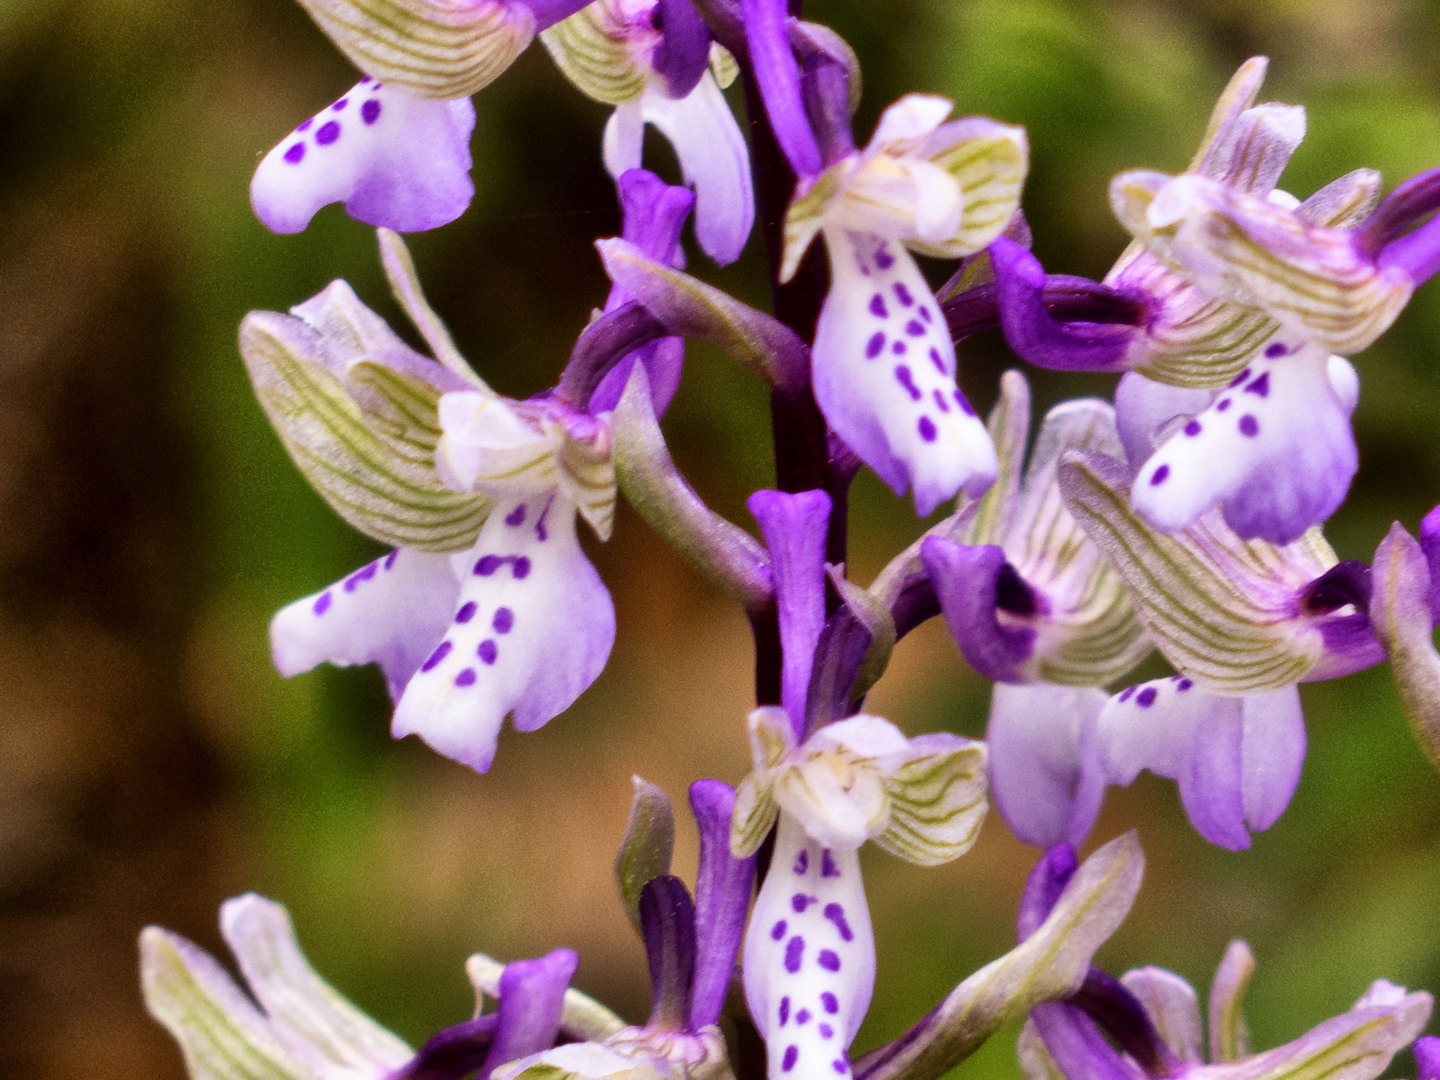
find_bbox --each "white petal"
[219,895,412,1072]
[391,497,615,772]
[987,683,1107,848]
[436,390,558,494]
[270,548,459,701]
[867,94,952,152]
[813,230,997,516]
[1239,686,1306,833]
[742,815,875,1080]
[1096,676,1216,786]
[808,714,911,760]
[776,760,886,851]
[252,80,475,234]
[640,73,755,265]
[603,100,646,179]
[1129,341,1358,544]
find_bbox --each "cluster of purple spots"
[282,84,384,165]
[1169,674,1193,690]
[1135,686,1158,708]
[822,902,853,941]
[314,551,398,615]
[474,554,532,579]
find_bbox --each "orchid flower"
[1052,450,1397,846]
[141,893,590,1080]
[781,94,1028,515]
[915,372,1151,848]
[251,0,600,233]
[492,780,755,1080]
[731,707,988,1080]
[541,0,754,265]
[1016,845,1434,1080]
[247,221,670,772]
[993,57,1440,544]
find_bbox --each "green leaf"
[241,311,488,552]
[1370,523,1440,774]
[597,239,810,395]
[853,832,1145,1080]
[611,366,773,613]
[1057,451,1330,693]
[296,0,535,99]
[539,3,647,105]
[614,776,676,933]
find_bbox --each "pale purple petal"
[986,683,1108,849]
[1238,689,1307,835]
[1419,502,1440,621]
[921,539,1035,683]
[639,74,756,265]
[1030,1004,1147,1080]
[252,82,475,234]
[1129,344,1359,544]
[480,950,579,1079]
[517,0,594,30]
[742,814,874,1080]
[616,169,695,273]
[588,337,686,417]
[1416,1035,1440,1080]
[749,489,831,735]
[737,0,822,177]
[990,238,1138,372]
[1206,104,1306,196]
[651,0,711,99]
[603,100,645,180]
[815,232,997,515]
[270,548,459,701]
[1179,700,1251,850]
[390,498,615,773]
[688,779,756,1030]
[1015,843,1077,940]
[1112,371,1213,473]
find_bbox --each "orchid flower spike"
[494,781,756,1080]
[732,707,988,1080]
[1018,877,1432,1080]
[783,94,1028,515]
[251,0,599,233]
[142,893,584,1080]
[542,0,754,264]
[249,233,619,774]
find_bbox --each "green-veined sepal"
[540,1,649,105]
[874,735,988,867]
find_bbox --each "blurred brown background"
[2,0,1440,1077]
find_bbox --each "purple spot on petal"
[783,1046,799,1072]
[296,118,314,132]
[333,98,348,111]
[865,332,885,359]
[1244,372,1270,397]
[1137,687,1157,708]
[359,75,371,84]
[283,143,305,164]
[455,668,476,687]
[513,557,531,579]
[1239,414,1259,437]
[796,1009,811,1025]
[384,550,398,570]
[772,920,788,941]
[1216,398,1232,412]
[875,247,895,270]
[316,120,340,145]
[1229,368,1251,388]
[506,504,527,526]
[933,389,951,413]
[905,320,925,337]
[869,294,888,318]
[891,340,907,355]
[953,388,976,416]
[820,1024,834,1039]
[821,850,839,878]
[362,99,382,125]
[1178,678,1193,691]
[474,555,501,576]
[478,640,498,665]
[793,850,809,875]
[821,992,838,1014]
[1265,342,1287,358]
[792,893,815,912]
[894,282,914,307]
[818,950,840,972]
[779,997,790,1025]
[833,1061,848,1075]
[1184,420,1201,437]
[895,365,922,401]
[784,936,805,973]
[918,416,937,442]
[1150,464,1169,486]
[313,592,332,615]
[1118,686,1135,703]
[456,601,478,624]
[823,903,854,942]
[919,306,933,324]
[493,607,514,633]
[929,347,947,374]
[422,641,452,672]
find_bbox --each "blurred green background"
[2,0,1440,1076]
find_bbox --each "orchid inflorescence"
[143,3,1440,1080]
